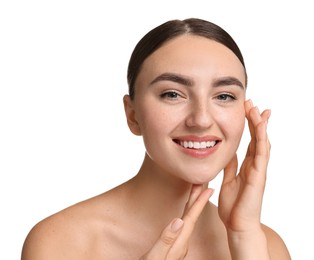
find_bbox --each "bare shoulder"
[21,210,82,260]
[262,224,291,259]
[21,191,119,260]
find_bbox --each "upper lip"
[173,135,221,142]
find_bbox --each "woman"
[21,18,291,259]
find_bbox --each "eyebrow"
[149,72,244,89]
[212,77,244,89]
[150,73,193,87]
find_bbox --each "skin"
[21,35,291,259]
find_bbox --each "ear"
[123,95,142,136]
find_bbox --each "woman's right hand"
[140,185,213,259]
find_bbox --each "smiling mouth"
[174,140,219,150]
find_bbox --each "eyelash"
[160,91,236,102]
[160,91,181,100]
[216,93,236,101]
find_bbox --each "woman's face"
[125,35,246,184]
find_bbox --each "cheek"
[216,107,245,141]
[137,102,176,138]
[137,106,178,160]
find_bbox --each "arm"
[218,99,291,259]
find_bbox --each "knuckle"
[161,233,176,246]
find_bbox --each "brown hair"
[127,18,247,99]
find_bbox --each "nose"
[185,100,214,129]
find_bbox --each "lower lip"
[175,142,220,158]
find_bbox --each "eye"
[160,91,181,100]
[216,93,236,102]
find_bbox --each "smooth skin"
[21,36,291,259]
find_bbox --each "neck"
[125,153,209,228]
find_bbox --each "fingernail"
[245,99,253,107]
[171,218,184,232]
[208,188,215,196]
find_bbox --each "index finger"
[167,188,214,258]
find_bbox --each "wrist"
[227,226,270,260]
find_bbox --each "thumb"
[140,218,184,259]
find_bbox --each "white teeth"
[180,140,216,149]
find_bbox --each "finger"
[182,188,213,225]
[261,109,271,123]
[167,188,214,258]
[248,103,271,132]
[244,100,256,157]
[222,154,238,185]
[261,109,271,155]
[254,120,270,172]
[141,218,184,259]
[250,107,270,157]
[244,99,255,136]
[183,184,203,215]
[245,103,269,157]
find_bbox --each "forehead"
[137,35,246,86]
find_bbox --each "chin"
[183,170,220,185]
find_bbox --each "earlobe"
[123,95,142,136]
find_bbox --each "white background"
[1,1,313,259]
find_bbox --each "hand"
[218,99,271,232]
[140,185,213,259]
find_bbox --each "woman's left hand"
[218,99,271,233]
